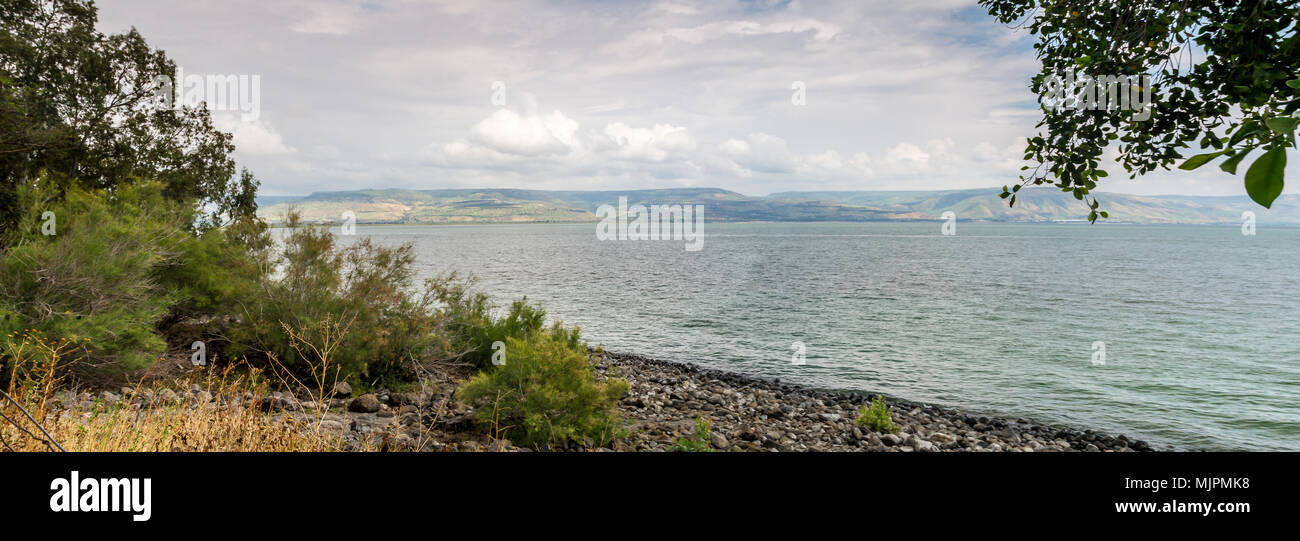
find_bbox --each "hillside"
[257,187,1300,225]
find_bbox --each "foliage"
[455,330,628,448]
[431,281,575,369]
[224,212,449,388]
[0,179,193,374]
[671,416,716,452]
[982,0,1300,219]
[0,0,254,234]
[856,395,899,434]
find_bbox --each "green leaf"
[1287,78,1300,89]
[1219,149,1251,175]
[1244,147,1287,208]
[1265,116,1299,135]
[1179,150,1226,170]
[1229,121,1259,147]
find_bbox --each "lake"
[338,221,1300,451]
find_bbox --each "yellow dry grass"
[0,331,364,452]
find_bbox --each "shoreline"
[598,351,1166,452]
[32,349,1169,452]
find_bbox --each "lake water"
[342,222,1300,451]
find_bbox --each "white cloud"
[468,109,579,157]
[214,115,295,156]
[93,0,1263,197]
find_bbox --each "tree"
[982,0,1299,221]
[0,0,255,233]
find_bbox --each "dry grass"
[0,331,369,452]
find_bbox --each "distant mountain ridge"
[256,187,1300,225]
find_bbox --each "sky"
[94,0,1281,198]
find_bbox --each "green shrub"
[225,212,448,388]
[431,278,575,369]
[0,179,189,375]
[856,395,899,434]
[455,330,628,448]
[157,215,270,317]
[671,416,715,452]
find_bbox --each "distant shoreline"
[264,220,1289,228]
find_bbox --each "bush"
[856,395,899,434]
[225,212,449,388]
[671,416,715,452]
[455,329,628,448]
[0,179,189,375]
[431,278,577,369]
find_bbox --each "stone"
[387,392,420,406]
[316,420,345,432]
[332,381,353,398]
[709,432,729,449]
[347,393,381,413]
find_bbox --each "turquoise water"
[346,222,1300,450]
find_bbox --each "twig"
[0,389,65,451]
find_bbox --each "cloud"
[93,0,1263,197]
[595,123,695,162]
[468,109,579,157]
[214,115,295,156]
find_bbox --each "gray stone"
[347,393,381,413]
[332,381,353,398]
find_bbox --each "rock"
[347,393,381,413]
[930,432,955,443]
[387,392,420,407]
[332,381,353,398]
[880,433,901,447]
[709,432,729,449]
[439,414,475,432]
[316,420,345,433]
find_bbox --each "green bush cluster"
[433,281,585,369]
[0,177,625,447]
[455,327,628,448]
[671,416,715,452]
[0,178,257,376]
[856,395,899,434]
[223,212,450,388]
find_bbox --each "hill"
[256,187,1300,225]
